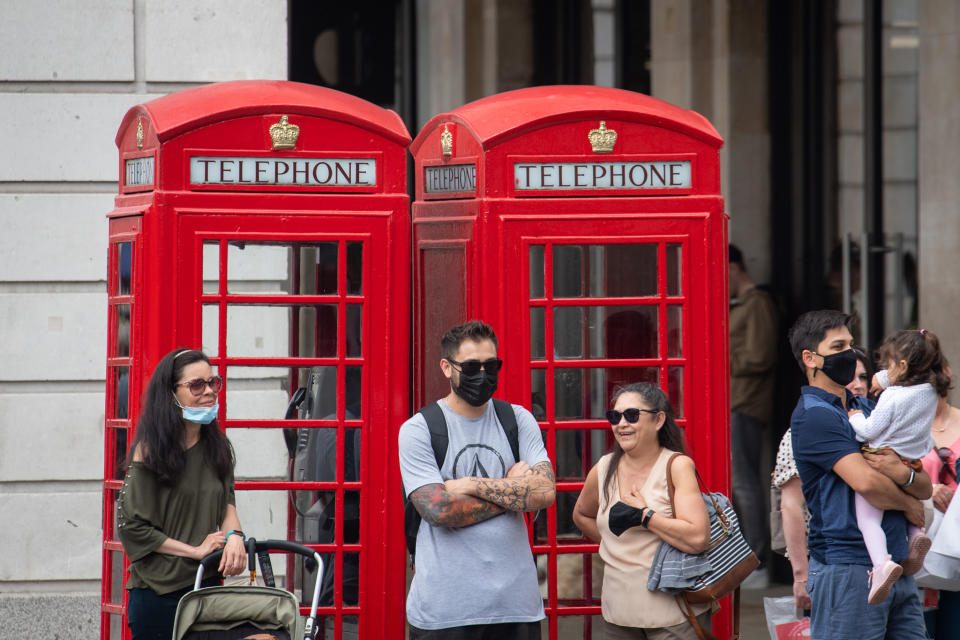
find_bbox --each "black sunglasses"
[938,447,957,484]
[176,375,224,396]
[447,358,503,376]
[605,408,660,425]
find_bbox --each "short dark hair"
[728,244,744,268]
[876,329,952,397]
[787,310,851,372]
[441,320,499,360]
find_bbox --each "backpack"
[402,399,520,565]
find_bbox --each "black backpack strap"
[403,402,449,565]
[492,399,521,465]
[419,402,449,469]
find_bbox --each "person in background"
[117,349,247,640]
[920,368,960,638]
[574,382,711,639]
[772,347,874,610]
[729,244,780,587]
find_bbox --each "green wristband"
[225,529,245,541]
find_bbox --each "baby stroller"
[172,539,324,640]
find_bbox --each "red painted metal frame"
[102,215,143,637]
[411,86,727,639]
[104,81,410,640]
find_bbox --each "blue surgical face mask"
[173,393,219,424]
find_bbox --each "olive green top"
[117,442,235,594]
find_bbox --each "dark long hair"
[602,382,686,505]
[876,329,952,397]
[125,348,234,485]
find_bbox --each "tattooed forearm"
[410,484,505,528]
[472,461,557,512]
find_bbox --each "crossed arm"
[409,460,556,528]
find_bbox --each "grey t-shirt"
[398,399,550,630]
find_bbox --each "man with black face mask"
[398,320,555,640]
[788,310,931,639]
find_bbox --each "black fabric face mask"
[452,369,498,407]
[815,348,858,386]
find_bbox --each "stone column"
[650,0,770,282]
[416,0,467,128]
[918,2,960,358]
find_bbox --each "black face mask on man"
[814,348,858,386]
[452,369,498,407]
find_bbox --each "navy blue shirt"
[791,386,908,565]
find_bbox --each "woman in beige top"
[573,382,711,639]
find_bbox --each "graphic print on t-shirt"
[452,444,507,479]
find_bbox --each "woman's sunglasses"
[605,408,660,425]
[176,375,224,396]
[447,358,504,376]
[938,447,957,484]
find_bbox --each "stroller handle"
[195,538,325,638]
[197,539,320,578]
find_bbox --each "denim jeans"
[807,557,927,640]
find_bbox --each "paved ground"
[740,583,795,639]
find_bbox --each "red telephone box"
[410,86,728,639]
[102,81,410,639]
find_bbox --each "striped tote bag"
[665,454,760,603]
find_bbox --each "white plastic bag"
[763,595,810,640]
[915,491,960,591]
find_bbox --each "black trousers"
[127,577,218,640]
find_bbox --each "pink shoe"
[901,532,932,576]
[867,558,903,605]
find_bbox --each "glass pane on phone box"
[294,490,336,542]
[346,304,362,357]
[341,428,362,484]
[202,241,219,294]
[530,307,545,360]
[346,242,363,295]
[554,430,593,480]
[115,304,131,357]
[666,243,682,296]
[225,366,298,420]
[117,241,132,296]
[344,366,362,419]
[596,244,657,297]
[551,490,584,541]
[531,369,547,420]
[668,366,684,418]
[529,245,545,298]
[313,303,338,358]
[112,428,128,480]
[110,551,125,604]
[114,366,129,420]
[314,242,338,295]
[227,242,291,294]
[554,306,658,359]
[554,615,606,640]
[553,245,583,297]
[202,304,219,356]
[555,552,604,604]
[667,305,683,357]
[554,367,659,420]
[225,305,291,358]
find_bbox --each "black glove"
[608,501,646,536]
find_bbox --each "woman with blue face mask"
[116,348,247,640]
